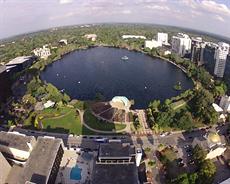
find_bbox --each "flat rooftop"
[0,131,35,152]
[0,152,11,184]
[6,137,63,184]
[93,164,139,184]
[99,143,135,158]
[0,65,6,73]
[6,56,33,65]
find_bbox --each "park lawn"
[41,108,94,135]
[84,110,126,131]
[170,99,186,110]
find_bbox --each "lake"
[40,47,193,109]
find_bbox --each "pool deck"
[55,149,95,184]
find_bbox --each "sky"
[0,0,230,39]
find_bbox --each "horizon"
[0,0,230,39]
[0,22,229,43]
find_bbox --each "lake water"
[40,47,193,109]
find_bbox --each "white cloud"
[214,15,225,22]
[59,0,73,4]
[49,12,76,20]
[201,0,230,16]
[145,5,170,11]
[122,10,131,14]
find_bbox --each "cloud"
[122,10,131,14]
[145,5,170,11]
[59,0,73,4]
[214,15,225,22]
[201,0,230,16]
[49,12,77,20]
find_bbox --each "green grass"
[39,107,94,135]
[84,110,126,131]
[170,99,186,110]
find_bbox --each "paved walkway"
[77,110,128,134]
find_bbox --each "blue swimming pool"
[70,165,82,180]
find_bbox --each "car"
[112,137,117,139]
[82,136,87,139]
[188,159,194,165]
[184,145,190,149]
[179,163,185,167]
[89,137,94,139]
[187,153,193,157]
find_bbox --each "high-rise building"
[171,33,191,56]
[219,95,230,113]
[190,37,206,65]
[214,42,230,78]
[145,39,162,49]
[157,32,169,45]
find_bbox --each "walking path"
[77,110,128,134]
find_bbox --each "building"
[59,39,68,45]
[171,33,191,56]
[84,34,97,41]
[220,95,230,113]
[122,35,146,39]
[190,37,206,65]
[44,100,55,109]
[214,42,230,78]
[192,131,226,160]
[203,42,219,74]
[33,45,51,59]
[220,178,230,184]
[110,96,131,112]
[6,56,37,72]
[92,142,141,184]
[6,137,64,184]
[0,131,36,162]
[0,152,11,184]
[145,39,162,49]
[157,32,169,45]
[0,65,12,105]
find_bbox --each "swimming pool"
[70,165,82,180]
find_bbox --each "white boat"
[121,56,129,60]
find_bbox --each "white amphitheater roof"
[111,96,130,107]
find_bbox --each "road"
[11,123,229,150]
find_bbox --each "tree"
[192,145,207,164]
[171,173,198,184]
[198,159,216,184]
[189,89,217,124]
[149,100,160,112]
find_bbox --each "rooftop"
[6,56,33,66]
[0,152,11,184]
[99,143,135,158]
[0,131,36,152]
[7,137,63,184]
[93,164,139,184]
[0,65,6,73]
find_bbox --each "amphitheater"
[91,96,132,123]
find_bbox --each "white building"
[214,42,229,78]
[44,100,55,109]
[157,32,169,45]
[33,45,51,59]
[84,34,97,41]
[145,39,162,49]
[59,39,68,45]
[122,35,146,39]
[220,95,230,113]
[171,33,191,56]
[0,131,36,162]
[192,131,226,160]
